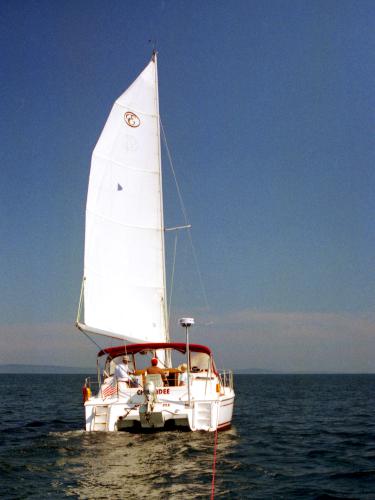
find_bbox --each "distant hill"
[0,364,96,374]
[1,365,368,375]
[1,364,273,375]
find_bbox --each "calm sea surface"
[1,374,375,499]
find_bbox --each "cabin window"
[104,356,135,376]
[190,352,211,371]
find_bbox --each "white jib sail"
[81,55,168,343]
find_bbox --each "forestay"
[80,54,168,343]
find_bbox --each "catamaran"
[76,52,235,432]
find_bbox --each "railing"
[218,370,234,391]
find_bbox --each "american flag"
[102,378,117,398]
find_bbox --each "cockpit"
[98,342,215,388]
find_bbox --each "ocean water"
[1,374,375,499]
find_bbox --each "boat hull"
[84,388,234,432]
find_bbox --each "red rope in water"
[211,427,218,499]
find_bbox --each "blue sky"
[1,0,374,371]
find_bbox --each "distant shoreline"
[0,364,96,374]
[0,364,374,375]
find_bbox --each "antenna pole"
[186,324,191,406]
[180,318,194,407]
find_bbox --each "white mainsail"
[78,54,168,344]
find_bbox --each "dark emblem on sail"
[124,112,140,128]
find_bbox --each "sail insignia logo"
[124,112,140,128]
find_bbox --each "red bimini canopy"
[97,342,212,358]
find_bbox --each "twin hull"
[85,383,234,432]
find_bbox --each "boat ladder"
[92,405,109,431]
[192,401,217,432]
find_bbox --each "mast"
[153,50,170,345]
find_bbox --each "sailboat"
[76,52,235,432]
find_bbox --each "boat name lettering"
[136,388,170,395]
